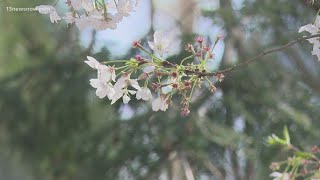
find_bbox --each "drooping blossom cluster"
[85,31,223,116]
[299,15,320,61]
[35,0,138,30]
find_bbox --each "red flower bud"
[184,80,191,88]
[132,41,141,48]
[216,73,225,82]
[195,36,204,44]
[180,108,190,116]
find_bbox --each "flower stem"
[180,55,195,65]
[101,60,128,64]
[116,65,129,70]
[189,79,197,102]
[101,0,107,18]
[116,67,130,76]
[205,77,213,86]
[138,45,164,62]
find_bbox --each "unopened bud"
[132,41,141,48]
[216,73,225,82]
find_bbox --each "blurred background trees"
[1,0,320,179]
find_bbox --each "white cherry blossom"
[123,94,131,104]
[111,89,136,104]
[117,0,134,17]
[63,12,76,24]
[85,56,101,69]
[49,10,62,23]
[110,75,141,104]
[113,75,141,91]
[35,5,61,23]
[299,24,319,34]
[85,56,116,83]
[70,0,94,11]
[90,79,114,99]
[36,0,139,30]
[152,97,168,111]
[312,43,320,60]
[70,0,83,10]
[270,172,290,180]
[80,0,94,12]
[148,31,171,57]
[136,87,152,101]
[75,15,90,31]
[299,18,320,61]
[89,13,119,30]
[97,65,116,83]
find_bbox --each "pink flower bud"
[185,43,194,52]
[135,55,144,62]
[180,108,190,116]
[203,45,210,52]
[184,80,191,88]
[195,36,204,44]
[151,83,161,92]
[216,73,225,82]
[132,41,141,48]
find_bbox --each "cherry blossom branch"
[175,33,320,77]
[85,31,320,116]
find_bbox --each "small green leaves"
[294,151,315,159]
[283,126,290,145]
[125,58,139,68]
[267,134,287,146]
[267,126,291,146]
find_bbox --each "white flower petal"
[111,90,124,104]
[299,24,319,34]
[89,79,101,88]
[129,79,141,90]
[148,41,155,50]
[81,0,95,12]
[85,56,100,69]
[136,87,152,101]
[152,98,161,111]
[117,0,134,17]
[49,10,61,23]
[71,0,82,10]
[128,90,136,95]
[96,88,108,98]
[114,76,128,90]
[123,94,131,104]
[148,31,172,56]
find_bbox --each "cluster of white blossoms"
[85,31,223,115]
[85,56,160,110]
[299,15,320,60]
[35,0,138,30]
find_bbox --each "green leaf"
[294,151,314,159]
[283,126,290,145]
[267,134,287,146]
